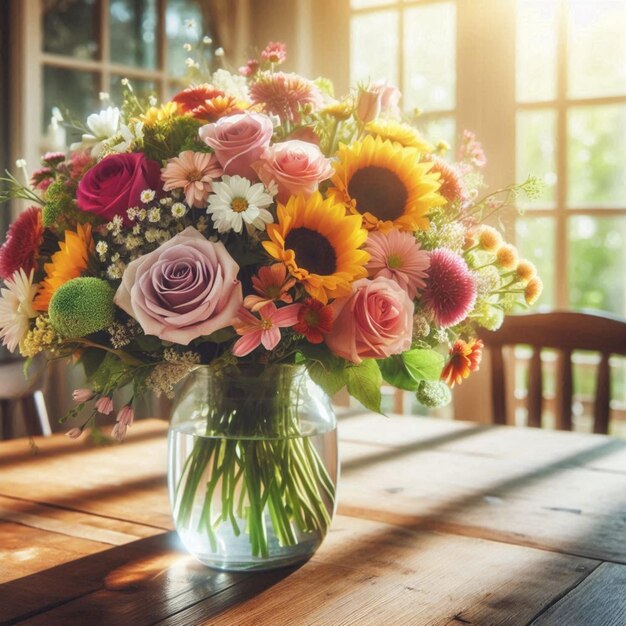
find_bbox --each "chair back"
[477,311,626,433]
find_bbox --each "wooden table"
[1,413,625,625]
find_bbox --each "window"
[14,0,214,164]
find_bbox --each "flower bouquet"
[0,40,541,569]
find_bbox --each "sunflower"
[365,119,434,153]
[34,223,94,312]
[328,135,445,233]
[263,193,369,304]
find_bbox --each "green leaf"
[379,355,419,391]
[79,348,107,380]
[300,344,347,396]
[402,349,444,382]
[86,352,134,393]
[346,359,383,414]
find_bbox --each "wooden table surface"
[1,412,626,626]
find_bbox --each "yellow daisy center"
[231,197,249,213]
[284,227,337,276]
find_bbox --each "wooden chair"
[0,357,51,439]
[477,311,626,434]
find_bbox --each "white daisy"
[0,269,38,353]
[207,175,274,234]
[171,202,187,218]
[71,107,121,157]
[140,189,156,204]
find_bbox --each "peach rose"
[355,81,401,123]
[253,140,334,203]
[324,277,414,364]
[114,227,242,345]
[198,112,273,180]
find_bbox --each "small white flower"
[72,107,121,157]
[185,57,198,68]
[111,252,121,263]
[183,43,192,52]
[127,207,137,220]
[99,91,110,101]
[110,121,144,153]
[211,69,249,101]
[148,95,157,107]
[140,189,156,204]
[159,197,173,207]
[138,208,147,221]
[107,264,124,280]
[207,175,274,234]
[0,269,38,353]
[132,224,142,235]
[202,36,212,45]
[171,202,187,218]
[121,78,130,86]
[145,228,158,243]
[95,241,108,257]
[214,47,225,57]
[148,207,161,222]
[15,158,27,169]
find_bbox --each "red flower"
[294,298,333,344]
[0,206,45,280]
[171,84,225,118]
[441,338,483,387]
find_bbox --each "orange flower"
[441,338,483,387]
[293,298,333,344]
[195,95,246,122]
[34,224,94,312]
[243,264,296,312]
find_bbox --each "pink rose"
[77,153,162,222]
[198,112,273,180]
[114,226,242,345]
[355,82,402,123]
[371,81,401,114]
[253,140,334,203]
[324,277,414,364]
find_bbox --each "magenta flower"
[364,230,430,299]
[421,248,477,328]
[232,302,302,357]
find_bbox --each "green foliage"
[143,115,204,161]
[49,278,115,338]
[85,351,134,393]
[42,180,96,231]
[302,344,347,396]
[346,359,383,414]
[379,349,444,391]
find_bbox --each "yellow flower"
[327,135,445,232]
[365,119,434,153]
[322,100,354,120]
[263,193,369,304]
[139,102,182,126]
[34,224,94,312]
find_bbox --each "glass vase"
[167,364,339,571]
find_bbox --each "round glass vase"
[167,363,339,572]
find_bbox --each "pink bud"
[116,405,134,427]
[95,396,114,415]
[65,428,83,439]
[111,422,127,442]
[355,88,381,124]
[72,388,94,403]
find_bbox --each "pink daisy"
[426,156,469,205]
[250,72,322,124]
[161,151,223,208]
[421,248,477,328]
[364,230,430,299]
[261,41,287,65]
[232,302,302,357]
[243,264,296,312]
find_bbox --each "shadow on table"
[0,531,302,625]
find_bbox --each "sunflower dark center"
[284,227,337,276]
[348,166,408,221]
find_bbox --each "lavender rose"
[198,112,273,180]
[324,277,414,364]
[77,152,162,222]
[114,227,242,345]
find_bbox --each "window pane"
[567,105,626,208]
[166,0,208,77]
[567,0,626,99]
[110,75,156,104]
[351,0,394,7]
[515,216,556,309]
[568,216,626,315]
[418,116,456,154]
[350,10,399,86]
[516,110,557,208]
[43,67,98,139]
[516,0,558,102]
[110,0,158,69]
[403,3,456,113]
[43,0,98,59]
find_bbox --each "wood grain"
[530,562,626,626]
